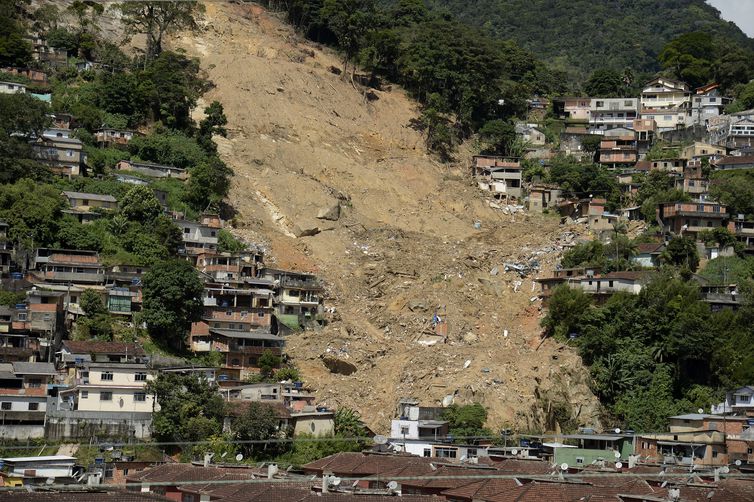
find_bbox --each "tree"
[141,260,204,347]
[258,349,281,380]
[117,1,205,60]
[411,93,456,160]
[0,1,32,67]
[661,236,699,272]
[217,229,246,253]
[442,403,490,442]
[120,185,163,223]
[541,285,595,339]
[709,170,754,218]
[320,0,376,76]
[0,94,52,183]
[80,289,106,316]
[478,120,516,156]
[128,130,208,169]
[334,407,366,438]
[0,180,65,247]
[197,101,228,154]
[583,69,625,97]
[149,373,226,443]
[184,157,233,212]
[233,402,285,458]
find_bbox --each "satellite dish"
[373,435,388,445]
[720,466,730,474]
[387,481,399,491]
[698,408,704,414]
[45,478,54,485]
[615,462,623,469]
[614,451,621,459]
[330,477,342,487]
[511,449,518,456]
[560,463,569,471]
[235,453,244,462]
[614,428,621,434]
[736,460,742,466]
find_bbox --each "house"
[680,142,727,161]
[0,324,35,363]
[657,201,728,236]
[95,128,140,146]
[188,326,284,381]
[30,135,84,177]
[17,289,65,344]
[62,191,117,223]
[115,159,187,180]
[728,118,754,148]
[57,340,147,368]
[640,108,689,132]
[588,98,639,134]
[711,386,754,416]
[0,362,55,439]
[534,266,602,304]
[259,268,325,331]
[553,433,634,467]
[390,398,451,456]
[0,81,27,94]
[712,154,754,171]
[559,128,599,160]
[728,217,754,253]
[527,184,562,214]
[633,118,656,155]
[62,191,117,212]
[220,382,316,411]
[126,462,265,499]
[178,220,219,257]
[49,361,154,439]
[640,77,690,111]
[691,83,731,125]
[553,97,591,122]
[631,242,665,268]
[649,158,686,174]
[675,160,710,198]
[196,250,265,287]
[28,33,68,67]
[514,122,546,146]
[598,133,637,168]
[1,67,48,85]
[471,156,523,199]
[0,456,77,485]
[570,271,651,299]
[193,285,275,335]
[0,221,11,275]
[700,284,741,311]
[34,249,105,285]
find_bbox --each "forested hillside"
[426,0,754,82]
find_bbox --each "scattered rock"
[328,65,342,75]
[463,332,478,344]
[292,224,321,237]
[317,204,341,221]
[322,356,357,376]
[408,300,427,312]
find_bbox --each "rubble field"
[174,2,602,432]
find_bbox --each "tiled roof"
[714,155,754,166]
[62,191,117,203]
[48,253,100,264]
[0,491,171,502]
[636,242,664,254]
[62,340,146,356]
[303,452,445,477]
[11,361,56,375]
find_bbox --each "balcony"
[229,345,283,356]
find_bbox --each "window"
[596,101,604,107]
[1,402,10,410]
[66,149,74,157]
[400,426,410,435]
[664,115,672,121]
[609,281,614,288]
[134,392,146,402]
[82,199,89,206]
[135,373,147,382]
[435,447,457,458]
[28,402,39,411]
[748,448,752,455]
[210,231,216,237]
[184,228,190,233]
[712,449,719,458]
[81,391,88,399]
[101,371,113,381]
[100,392,112,401]
[624,100,633,107]
[576,457,584,464]
[738,394,751,404]
[423,448,431,458]
[27,378,41,388]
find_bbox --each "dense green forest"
[424,0,754,83]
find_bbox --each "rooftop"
[61,340,146,356]
[62,191,117,203]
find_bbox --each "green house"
[553,434,634,467]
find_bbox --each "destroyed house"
[472,156,522,199]
[115,159,187,179]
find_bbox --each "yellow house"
[58,362,154,413]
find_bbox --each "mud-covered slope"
[174,2,601,433]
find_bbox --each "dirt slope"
[173,2,602,433]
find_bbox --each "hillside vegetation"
[427,0,754,81]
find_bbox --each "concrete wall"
[45,410,152,440]
[0,424,44,440]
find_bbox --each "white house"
[58,362,154,413]
[0,81,27,94]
